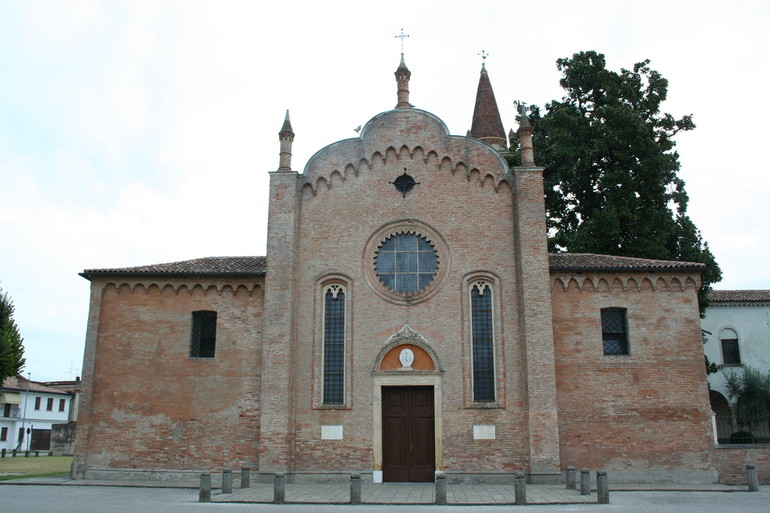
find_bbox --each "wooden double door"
[382,386,435,482]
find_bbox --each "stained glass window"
[471,282,495,402]
[323,287,345,404]
[375,233,438,294]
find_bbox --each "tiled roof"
[548,253,706,272]
[2,375,73,395]
[81,256,266,280]
[708,290,770,303]
[81,253,705,280]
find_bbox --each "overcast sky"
[1,0,768,382]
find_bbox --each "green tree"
[0,286,26,380]
[724,366,770,415]
[511,51,721,311]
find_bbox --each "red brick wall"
[74,278,264,472]
[287,108,532,473]
[713,447,770,484]
[551,272,715,473]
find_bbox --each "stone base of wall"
[713,445,770,484]
[51,422,76,456]
[75,467,727,486]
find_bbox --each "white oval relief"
[399,348,415,369]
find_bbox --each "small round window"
[375,233,438,294]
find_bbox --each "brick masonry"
[71,69,746,483]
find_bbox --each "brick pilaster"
[512,165,561,474]
[258,170,300,473]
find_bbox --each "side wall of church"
[73,278,264,473]
[551,272,716,476]
[285,110,532,474]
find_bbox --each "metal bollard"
[199,472,211,503]
[241,467,250,489]
[274,472,286,504]
[222,468,232,494]
[580,468,591,495]
[746,464,759,492]
[12,449,17,457]
[1,449,5,458]
[514,471,527,505]
[35,451,39,457]
[24,450,29,457]
[435,472,447,505]
[597,470,609,504]
[350,472,361,504]
[566,466,576,489]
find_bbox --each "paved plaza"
[210,481,599,505]
[0,481,768,513]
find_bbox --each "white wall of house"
[1,390,72,452]
[702,297,770,400]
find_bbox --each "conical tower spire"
[468,61,507,151]
[394,53,412,109]
[278,110,294,171]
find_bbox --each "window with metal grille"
[323,286,345,405]
[601,308,629,355]
[190,310,217,358]
[375,233,438,295]
[46,398,53,411]
[471,282,495,402]
[59,399,66,412]
[720,329,741,365]
[0,427,7,442]
[34,397,41,410]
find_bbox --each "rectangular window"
[190,311,217,358]
[46,398,53,411]
[323,286,345,405]
[3,403,11,417]
[59,398,66,412]
[1,427,7,441]
[719,328,741,365]
[471,282,495,402]
[18,427,24,442]
[34,397,41,410]
[602,308,629,355]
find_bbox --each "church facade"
[72,56,717,483]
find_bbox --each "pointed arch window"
[323,284,346,405]
[471,280,495,402]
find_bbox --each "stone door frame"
[372,374,443,483]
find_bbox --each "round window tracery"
[363,221,450,305]
[375,233,438,294]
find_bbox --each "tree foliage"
[0,286,26,381]
[723,366,770,414]
[511,51,721,311]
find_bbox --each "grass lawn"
[0,455,72,480]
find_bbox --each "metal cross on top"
[479,49,490,62]
[395,28,410,52]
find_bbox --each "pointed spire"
[468,62,507,151]
[394,53,412,109]
[278,110,294,171]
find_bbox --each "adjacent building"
[703,290,770,444]
[1,375,76,453]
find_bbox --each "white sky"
[1,0,768,381]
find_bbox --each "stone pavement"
[208,481,740,505]
[0,474,749,506]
